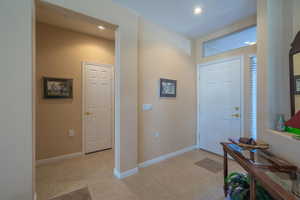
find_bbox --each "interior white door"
[198,57,242,155]
[83,63,113,154]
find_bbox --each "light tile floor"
[36,149,243,200]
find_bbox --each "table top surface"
[221,142,299,200]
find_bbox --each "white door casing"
[197,57,243,155]
[83,63,114,154]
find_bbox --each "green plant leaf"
[227,172,273,200]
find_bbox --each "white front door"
[198,57,242,155]
[83,63,113,154]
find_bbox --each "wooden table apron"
[221,143,297,200]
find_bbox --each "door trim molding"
[247,54,257,139]
[82,62,114,154]
[196,56,245,150]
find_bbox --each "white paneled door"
[198,57,242,155]
[83,63,113,154]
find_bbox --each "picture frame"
[160,78,177,97]
[294,75,300,95]
[43,77,73,99]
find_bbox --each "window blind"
[249,56,257,139]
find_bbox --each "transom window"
[203,26,257,57]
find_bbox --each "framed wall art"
[43,77,73,99]
[160,78,177,97]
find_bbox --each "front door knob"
[85,112,92,115]
[232,113,240,118]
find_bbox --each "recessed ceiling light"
[245,41,256,46]
[98,25,105,30]
[194,7,202,15]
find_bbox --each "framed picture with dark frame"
[160,78,177,97]
[43,77,73,99]
[294,75,300,95]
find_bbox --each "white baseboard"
[36,152,83,166]
[36,146,196,179]
[113,167,139,179]
[139,145,197,168]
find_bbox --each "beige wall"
[40,0,196,173]
[36,23,115,160]
[0,0,33,199]
[293,54,300,112]
[293,0,300,38]
[138,18,196,163]
[293,0,300,113]
[37,16,197,164]
[195,16,257,138]
[257,0,300,167]
[42,0,139,173]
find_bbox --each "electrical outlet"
[68,129,75,137]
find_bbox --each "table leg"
[250,174,256,200]
[224,149,228,197]
[250,151,255,162]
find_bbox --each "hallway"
[36,149,243,200]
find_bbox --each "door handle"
[232,113,240,118]
[85,112,92,115]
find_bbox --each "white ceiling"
[36,3,116,40]
[112,0,257,38]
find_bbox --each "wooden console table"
[221,142,299,200]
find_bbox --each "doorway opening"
[197,56,243,155]
[82,62,114,154]
[35,2,118,199]
[197,55,258,155]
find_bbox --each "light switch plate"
[142,104,153,111]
